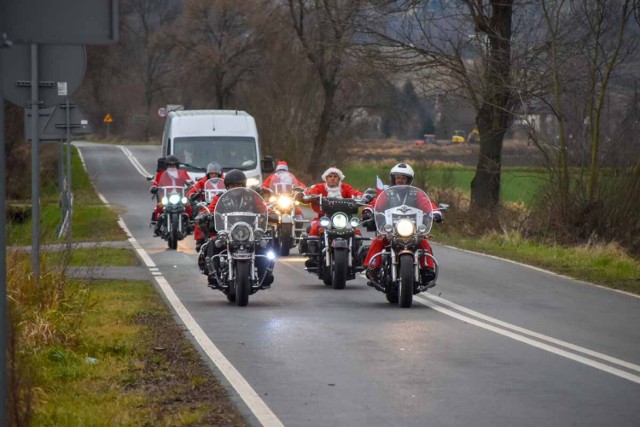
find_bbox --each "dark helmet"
[223,169,246,188]
[165,155,180,166]
[206,162,223,177]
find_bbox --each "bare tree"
[124,0,180,139]
[286,0,367,177]
[361,1,525,211]
[174,0,267,109]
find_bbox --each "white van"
[160,110,273,185]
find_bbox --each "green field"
[8,147,127,245]
[343,164,548,205]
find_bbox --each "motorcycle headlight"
[383,223,393,234]
[417,224,428,235]
[246,177,260,187]
[181,197,188,205]
[254,228,264,240]
[169,194,181,205]
[396,219,415,237]
[319,217,331,228]
[230,223,251,242]
[277,195,292,209]
[332,213,348,229]
[269,196,277,203]
[161,196,168,205]
[350,217,360,227]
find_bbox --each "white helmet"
[390,163,414,185]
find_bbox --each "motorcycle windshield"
[157,171,187,198]
[269,172,296,194]
[373,185,434,235]
[203,178,226,203]
[213,188,268,233]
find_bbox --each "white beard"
[167,168,179,178]
[325,184,342,198]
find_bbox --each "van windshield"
[173,136,258,171]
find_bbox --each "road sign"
[1,0,118,45]
[2,44,86,107]
[25,103,92,141]
[103,113,113,123]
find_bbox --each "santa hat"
[321,166,345,181]
[276,161,289,171]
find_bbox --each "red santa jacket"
[304,182,363,215]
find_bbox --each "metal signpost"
[0,1,118,424]
[3,43,86,284]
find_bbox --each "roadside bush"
[7,250,91,426]
[529,165,640,256]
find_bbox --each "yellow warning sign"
[103,113,113,123]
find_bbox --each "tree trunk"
[469,1,513,212]
[471,106,505,211]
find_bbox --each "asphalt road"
[76,142,640,427]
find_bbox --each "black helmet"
[165,155,180,166]
[206,162,223,177]
[223,169,246,188]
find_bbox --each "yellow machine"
[467,129,480,144]
[451,130,466,143]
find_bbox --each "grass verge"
[7,146,127,245]
[12,247,139,267]
[29,279,247,426]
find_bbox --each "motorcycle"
[265,172,307,256]
[300,195,370,289]
[151,173,193,250]
[202,187,275,306]
[365,185,446,308]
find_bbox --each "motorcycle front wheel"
[168,215,179,250]
[234,261,251,307]
[332,249,348,290]
[398,253,414,308]
[278,224,293,256]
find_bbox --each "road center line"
[415,295,640,385]
[119,145,152,178]
[424,294,640,374]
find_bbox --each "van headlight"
[332,213,348,229]
[169,194,181,205]
[246,177,260,187]
[396,219,414,237]
[230,223,251,242]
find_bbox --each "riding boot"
[420,267,436,286]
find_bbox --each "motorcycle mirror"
[261,155,275,173]
[438,203,450,211]
[146,176,154,181]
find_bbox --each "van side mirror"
[261,155,275,173]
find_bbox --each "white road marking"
[118,219,284,427]
[415,295,640,385]
[77,145,284,427]
[119,145,152,178]
[425,293,640,374]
